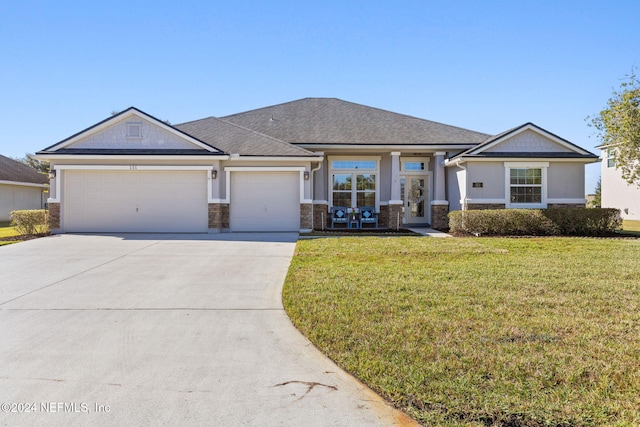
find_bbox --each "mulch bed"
[0,234,48,242]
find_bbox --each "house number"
[129,165,138,170]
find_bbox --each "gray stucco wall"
[547,163,584,199]
[466,162,505,199]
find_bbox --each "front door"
[400,176,429,225]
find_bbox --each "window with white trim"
[607,147,616,168]
[330,157,379,208]
[509,168,542,203]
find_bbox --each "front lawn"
[283,237,640,426]
[623,219,640,233]
[0,221,21,245]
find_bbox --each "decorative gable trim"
[40,107,223,154]
[467,123,592,156]
[445,123,598,167]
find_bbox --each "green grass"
[623,219,640,233]
[0,221,20,239]
[283,237,640,426]
[0,221,26,245]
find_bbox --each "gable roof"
[447,122,599,163]
[0,155,48,185]
[174,117,319,157]
[38,107,223,155]
[221,98,491,146]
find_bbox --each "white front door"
[400,175,430,225]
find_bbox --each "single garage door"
[63,170,208,232]
[230,172,300,231]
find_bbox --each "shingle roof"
[174,116,318,157]
[221,98,491,146]
[0,155,48,184]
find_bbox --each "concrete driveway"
[0,234,416,426]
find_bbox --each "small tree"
[589,69,640,186]
[589,177,601,208]
[13,153,49,175]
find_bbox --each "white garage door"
[230,172,300,232]
[63,170,208,232]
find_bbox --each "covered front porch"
[309,151,451,230]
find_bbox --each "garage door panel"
[230,172,299,232]
[63,170,208,233]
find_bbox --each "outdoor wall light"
[211,170,218,179]
[48,169,56,179]
[304,171,310,180]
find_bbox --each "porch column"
[431,152,449,229]
[390,152,401,203]
[387,152,403,230]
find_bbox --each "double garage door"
[63,170,209,233]
[62,170,300,233]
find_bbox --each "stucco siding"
[466,162,505,200]
[601,153,640,220]
[447,167,462,211]
[0,184,45,221]
[69,117,203,150]
[547,163,585,199]
[486,129,571,153]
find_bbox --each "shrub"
[449,209,559,236]
[449,208,622,236]
[542,208,622,236]
[9,209,49,236]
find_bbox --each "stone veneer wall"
[300,204,312,230]
[48,202,60,230]
[466,204,507,210]
[431,205,449,230]
[312,204,328,230]
[547,203,586,209]
[208,203,229,230]
[385,204,403,230]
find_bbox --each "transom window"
[329,157,379,209]
[331,160,376,170]
[510,168,542,203]
[403,161,425,171]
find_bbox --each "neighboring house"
[598,145,640,220]
[36,98,598,233]
[0,155,48,222]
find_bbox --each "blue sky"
[2,1,638,193]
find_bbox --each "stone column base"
[208,203,229,231]
[312,204,329,230]
[431,204,449,230]
[48,202,60,231]
[386,204,403,230]
[300,203,312,231]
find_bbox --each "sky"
[1,1,639,193]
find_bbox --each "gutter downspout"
[449,158,468,211]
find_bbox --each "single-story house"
[36,98,598,233]
[598,145,640,220]
[0,154,48,221]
